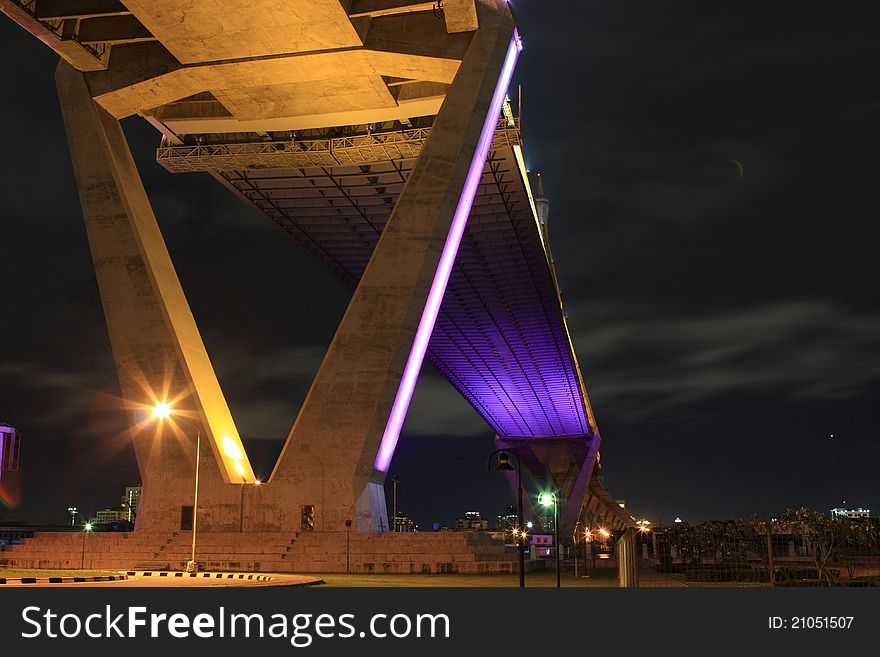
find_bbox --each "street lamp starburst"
[151,401,173,420]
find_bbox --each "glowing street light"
[538,490,561,588]
[150,400,201,572]
[80,520,92,569]
[151,401,172,420]
[573,521,584,580]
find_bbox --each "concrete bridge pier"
[55,61,249,534]
[270,0,517,533]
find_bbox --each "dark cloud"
[575,301,880,417]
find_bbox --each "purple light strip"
[374,34,522,472]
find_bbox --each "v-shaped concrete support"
[57,61,254,532]
[272,0,517,532]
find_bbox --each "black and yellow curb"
[0,575,129,585]
[128,571,277,581]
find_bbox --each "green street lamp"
[538,490,560,588]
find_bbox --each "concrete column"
[273,0,515,532]
[617,527,639,587]
[56,62,248,532]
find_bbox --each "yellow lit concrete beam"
[89,47,460,121]
[157,96,446,135]
[443,0,479,33]
[0,0,107,70]
[349,0,436,18]
[212,74,398,122]
[57,62,255,484]
[121,0,364,64]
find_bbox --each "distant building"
[0,422,21,474]
[392,512,415,532]
[456,511,488,531]
[496,505,518,540]
[0,423,22,506]
[529,532,555,559]
[94,509,124,524]
[831,507,871,519]
[537,513,555,533]
[121,486,141,522]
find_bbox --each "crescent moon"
[729,159,744,180]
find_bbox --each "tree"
[779,508,846,586]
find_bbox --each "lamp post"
[188,426,200,573]
[240,478,261,532]
[390,475,399,531]
[80,521,92,569]
[581,525,594,574]
[151,401,201,573]
[538,491,560,588]
[488,449,525,588]
[345,519,353,573]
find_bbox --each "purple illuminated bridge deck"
[157,117,596,444]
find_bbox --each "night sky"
[1,1,878,528]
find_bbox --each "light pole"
[582,526,593,575]
[151,401,201,573]
[68,507,78,527]
[538,491,560,588]
[188,425,201,573]
[345,519,352,573]
[240,478,261,532]
[488,449,525,588]
[390,475,399,531]
[80,522,92,569]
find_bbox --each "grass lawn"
[0,568,122,579]
[312,568,618,588]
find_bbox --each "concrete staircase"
[0,530,524,574]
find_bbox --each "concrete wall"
[0,531,527,575]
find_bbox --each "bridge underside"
[160,122,594,442]
[158,116,606,533]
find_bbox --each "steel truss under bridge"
[156,121,521,174]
